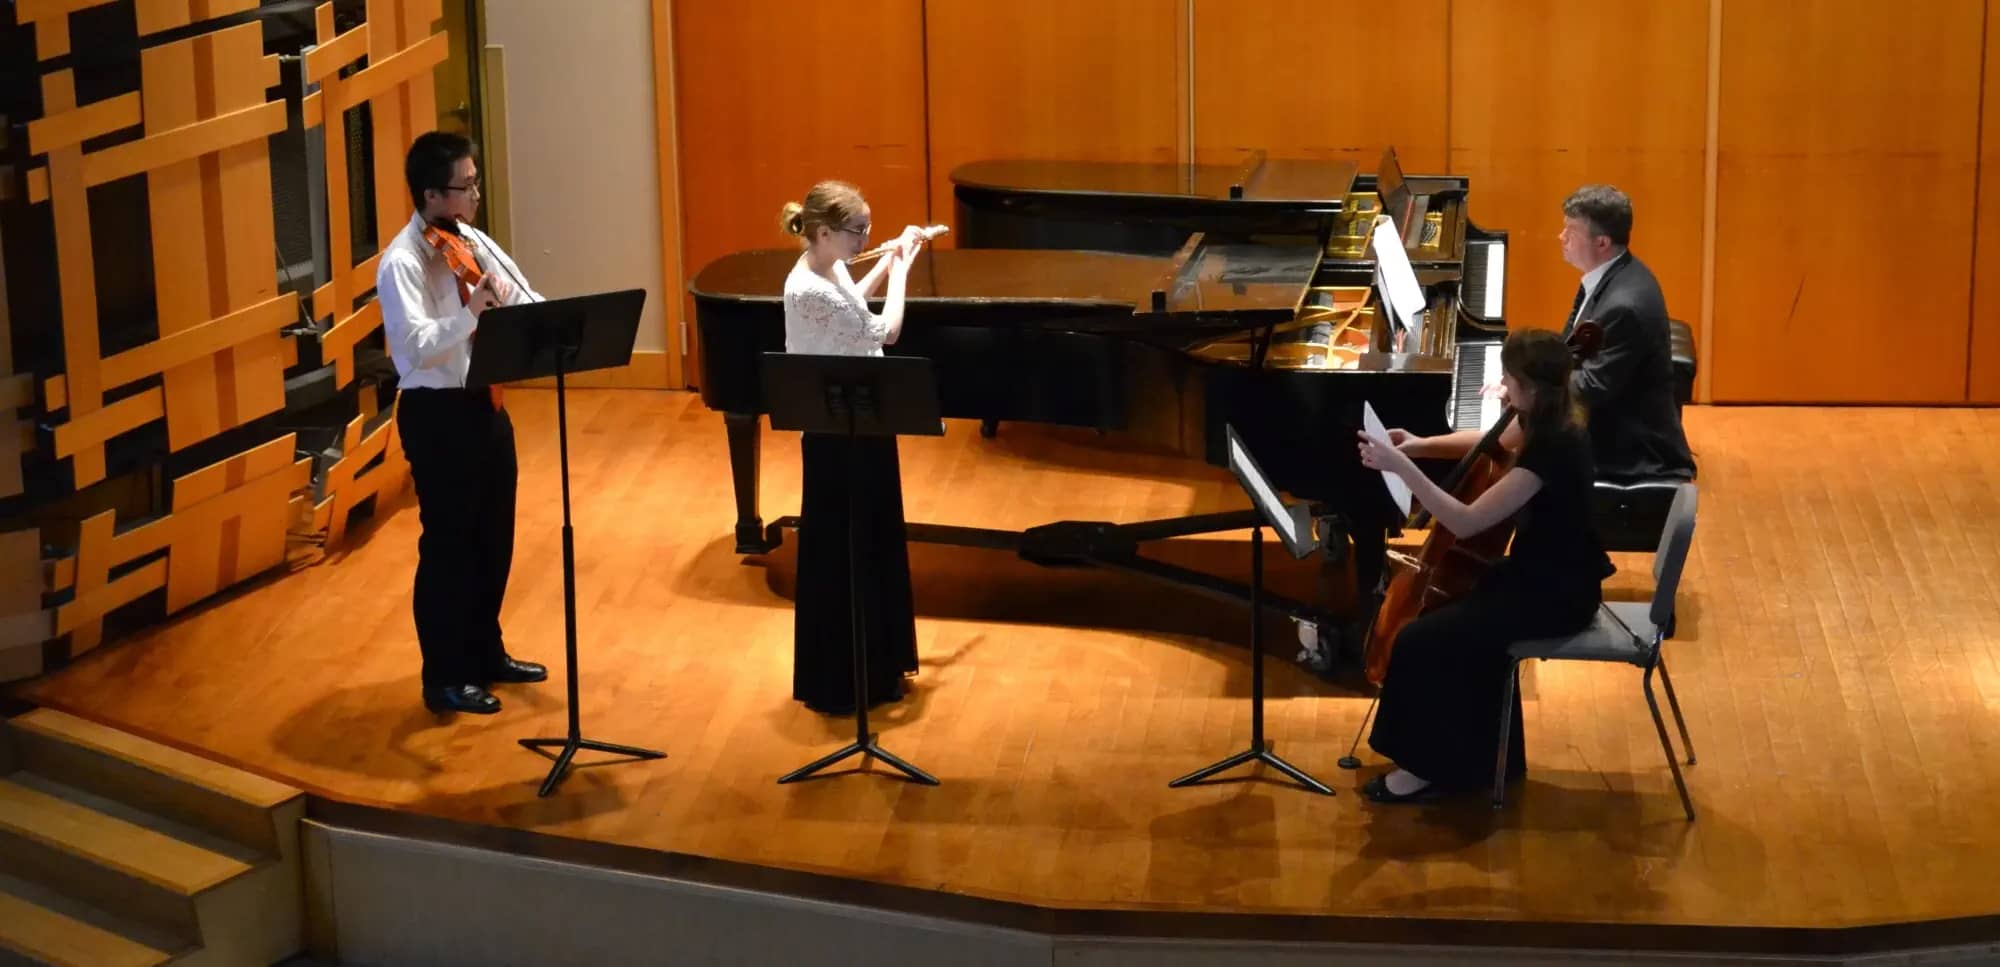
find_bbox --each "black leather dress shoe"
[485,656,547,684]
[424,684,501,714]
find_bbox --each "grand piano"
[690,148,1508,624]
[950,146,1700,555]
[955,148,1513,432]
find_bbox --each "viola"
[1359,321,1603,686]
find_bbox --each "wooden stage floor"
[15,390,2000,941]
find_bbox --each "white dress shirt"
[376,212,545,389]
[1570,249,1625,330]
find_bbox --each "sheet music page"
[1363,401,1414,517]
[1370,215,1426,349]
[1228,432,1301,549]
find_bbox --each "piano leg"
[725,412,774,554]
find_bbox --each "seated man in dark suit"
[1557,185,1696,483]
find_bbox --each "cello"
[1358,321,1603,687]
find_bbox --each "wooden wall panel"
[923,0,1184,241]
[675,0,928,278]
[1448,1,1708,340]
[1972,0,2000,403]
[1712,0,1984,403]
[1191,0,1447,172]
[651,0,685,388]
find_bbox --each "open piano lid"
[1132,233,1320,330]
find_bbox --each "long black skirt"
[1367,573,1600,789]
[793,432,919,714]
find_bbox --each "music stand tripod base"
[1171,743,1334,795]
[520,736,668,799]
[777,735,938,785]
[1171,425,1334,796]
[762,352,947,788]
[467,289,666,799]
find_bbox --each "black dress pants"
[1368,574,1599,789]
[793,432,919,714]
[396,388,517,688]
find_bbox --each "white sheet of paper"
[1362,401,1414,517]
[1370,215,1426,349]
[1228,432,1300,550]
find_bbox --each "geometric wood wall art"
[3,0,449,682]
[303,398,409,547]
[0,528,54,682]
[25,4,294,486]
[305,0,445,388]
[47,432,311,657]
[1,213,26,501]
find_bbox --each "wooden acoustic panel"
[53,434,311,654]
[13,0,436,668]
[308,403,411,547]
[141,23,288,451]
[1712,0,1984,403]
[1972,1,2000,403]
[923,0,1184,243]
[305,0,448,388]
[650,0,685,388]
[22,9,299,486]
[674,0,928,382]
[674,1,928,277]
[0,211,22,500]
[1191,0,1447,171]
[1448,0,1708,338]
[0,528,53,683]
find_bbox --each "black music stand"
[468,289,666,798]
[1169,425,1334,795]
[762,352,944,786]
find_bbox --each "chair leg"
[1492,659,1520,810]
[1644,665,1696,821]
[1655,652,1695,765]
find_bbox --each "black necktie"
[1566,284,1586,334]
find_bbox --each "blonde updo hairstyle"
[779,180,867,247]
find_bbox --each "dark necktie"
[1565,284,1586,335]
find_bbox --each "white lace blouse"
[783,257,891,357]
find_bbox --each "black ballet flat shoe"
[1361,773,1442,804]
[424,684,502,715]
[485,655,547,685]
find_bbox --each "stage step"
[0,870,184,967]
[9,709,299,854]
[0,709,306,966]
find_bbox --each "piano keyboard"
[1462,239,1505,319]
[1451,340,1504,431]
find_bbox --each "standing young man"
[377,131,547,714]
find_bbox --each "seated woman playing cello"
[1354,328,1614,803]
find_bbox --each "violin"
[421,220,505,408]
[422,221,485,296]
[1359,321,1603,686]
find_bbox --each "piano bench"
[1669,318,1696,408]
[1591,479,1686,554]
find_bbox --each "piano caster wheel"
[980,419,999,439]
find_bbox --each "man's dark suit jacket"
[1563,251,1696,483]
